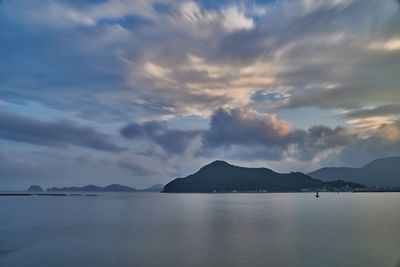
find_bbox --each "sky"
[0,0,400,190]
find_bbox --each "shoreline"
[2,191,400,196]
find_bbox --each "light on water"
[1,193,400,267]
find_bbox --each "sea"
[1,192,399,267]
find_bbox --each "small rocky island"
[27,185,44,192]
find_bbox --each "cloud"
[117,158,153,176]
[286,125,353,161]
[333,121,400,166]
[0,0,272,120]
[369,38,400,51]
[120,108,356,162]
[2,0,397,126]
[1,0,400,187]
[202,108,353,161]
[0,110,123,152]
[342,104,400,119]
[1,0,399,124]
[268,0,400,112]
[378,121,400,141]
[204,108,291,147]
[116,107,397,166]
[336,104,400,135]
[120,121,202,154]
[221,6,254,32]
[178,2,255,33]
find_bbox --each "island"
[27,185,44,192]
[46,183,164,192]
[162,160,365,193]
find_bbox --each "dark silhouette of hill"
[47,184,137,192]
[46,183,165,192]
[104,184,137,192]
[308,156,400,187]
[162,160,364,193]
[27,185,43,192]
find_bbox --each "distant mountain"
[308,156,400,187]
[47,184,137,192]
[27,185,43,192]
[141,183,164,192]
[162,160,364,193]
[104,184,137,192]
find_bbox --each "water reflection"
[0,193,399,267]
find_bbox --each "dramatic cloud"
[204,108,292,147]
[1,0,399,122]
[203,108,353,161]
[121,108,355,162]
[120,107,399,167]
[121,120,202,154]
[1,0,399,188]
[0,110,123,152]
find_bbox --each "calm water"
[1,192,400,267]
